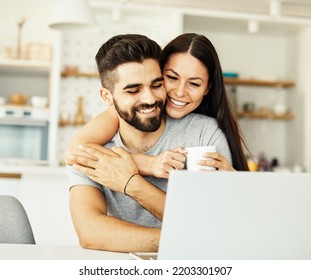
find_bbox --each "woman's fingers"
[199,152,235,171]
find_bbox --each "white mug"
[185,146,216,171]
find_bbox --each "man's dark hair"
[95,34,161,92]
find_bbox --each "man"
[67,34,231,252]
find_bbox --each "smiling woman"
[158,33,249,171]
[163,52,209,119]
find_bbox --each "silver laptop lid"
[158,171,311,260]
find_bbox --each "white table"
[0,244,133,260]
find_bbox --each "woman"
[66,33,249,176]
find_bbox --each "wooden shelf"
[0,173,21,179]
[236,111,294,120]
[224,77,294,88]
[58,121,86,127]
[61,72,295,89]
[61,71,98,78]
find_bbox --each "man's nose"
[140,88,158,104]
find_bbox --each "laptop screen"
[158,171,311,260]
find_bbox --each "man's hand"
[65,144,98,166]
[68,143,139,193]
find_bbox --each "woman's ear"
[204,83,212,96]
[100,87,113,106]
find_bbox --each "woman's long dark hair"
[160,33,249,171]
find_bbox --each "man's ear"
[100,87,113,106]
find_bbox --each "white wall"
[0,0,56,59]
[286,30,305,170]
[291,27,311,172]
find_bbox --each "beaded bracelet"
[123,173,139,195]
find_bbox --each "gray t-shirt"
[67,113,231,228]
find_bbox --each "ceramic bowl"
[30,96,48,108]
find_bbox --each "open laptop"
[155,170,311,260]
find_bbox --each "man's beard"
[114,99,165,132]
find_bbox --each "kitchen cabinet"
[0,58,55,164]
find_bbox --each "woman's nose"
[174,84,186,97]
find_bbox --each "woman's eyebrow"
[165,69,179,76]
[165,69,204,81]
[189,77,204,82]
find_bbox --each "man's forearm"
[75,211,160,252]
[124,175,166,221]
[70,186,161,253]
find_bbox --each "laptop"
[156,170,311,260]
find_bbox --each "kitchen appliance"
[0,122,49,163]
[0,106,49,120]
[0,106,49,163]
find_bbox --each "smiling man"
[67,34,231,253]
